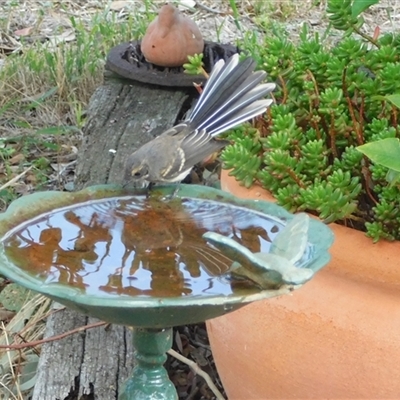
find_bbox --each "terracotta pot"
[141,3,204,67]
[207,170,400,399]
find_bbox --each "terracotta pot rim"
[220,169,400,287]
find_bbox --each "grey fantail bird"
[124,53,275,186]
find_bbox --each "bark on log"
[32,75,191,400]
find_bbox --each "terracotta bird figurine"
[141,3,204,67]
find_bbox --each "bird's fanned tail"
[187,54,275,136]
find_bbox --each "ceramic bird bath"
[0,184,333,400]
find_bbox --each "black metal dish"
[105,40,240,87]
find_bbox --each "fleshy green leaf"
[385,94,400,109]
[351,0,379,18]
[357,138,400,172]
[386,169,400,187]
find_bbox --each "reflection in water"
[2,196,282,298]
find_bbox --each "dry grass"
[0,294,52,399]
[0,1,154,135]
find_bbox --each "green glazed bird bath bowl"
[0,184,334,400]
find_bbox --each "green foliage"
[327,0,362,31]
[351,0,380,17]
[357,138,400,173]
[220,125,262,188]
[222,0,400,241]
[298,170,361,223]
[183,54,207,76]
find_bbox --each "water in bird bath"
[1,196,287,298]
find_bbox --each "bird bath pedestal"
[0,185,333,400]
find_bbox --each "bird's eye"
[131,166,148,179]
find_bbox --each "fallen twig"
[194,1,226,15]
[0,166,33,191]
[167,348,226,400]
[0,320,106,349]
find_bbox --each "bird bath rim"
[0,184,334,326]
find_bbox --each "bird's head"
[124,154,149,185]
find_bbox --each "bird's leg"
[171,184,181,198]
[146,182,155,198]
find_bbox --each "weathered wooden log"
[32,74,191,400]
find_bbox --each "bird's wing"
[161,128,228,180]
[159,123,189,137]
[179,128,229,169]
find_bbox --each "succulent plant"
[220,0,400,242]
